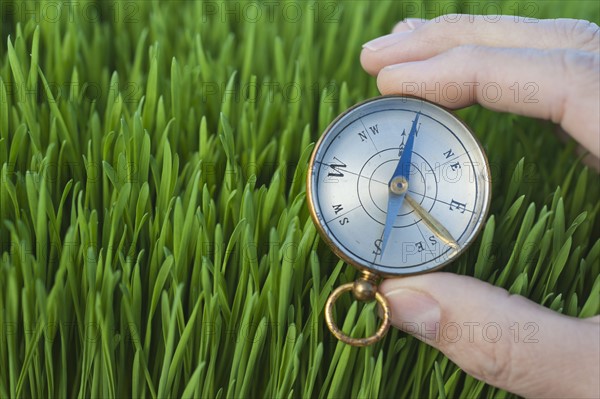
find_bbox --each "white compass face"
[308,96,491,276]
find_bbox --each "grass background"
[0,0,599,397]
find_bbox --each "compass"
[306,95,491,346]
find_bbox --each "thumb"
[380,272,600,398]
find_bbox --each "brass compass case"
[306,96,492,345]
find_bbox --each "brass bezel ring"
[306,95,493,278]
[324,283,391,347]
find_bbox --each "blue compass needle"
[381,111,421,256]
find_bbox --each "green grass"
[0,0,599,398]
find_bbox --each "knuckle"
[556,19,600,52]
[441,294,533,388]
[557,48,599,78]
[547,49,599,123]
[442,321,517,387]
[557,49,599,124]
[474,334,515,384]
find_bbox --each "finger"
[587,315,600,323]
[361,16,600,75]
[376,46,600,158]
[380,273,600,398]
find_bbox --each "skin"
[361,15,600,398]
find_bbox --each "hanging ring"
[324,282,391,347]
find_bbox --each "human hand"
[361,15,600,398]
[360,15,600,163]
[378,273,599,398]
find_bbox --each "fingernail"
[362,32,408,51]
[384,288,441,341]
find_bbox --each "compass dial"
[307,96,491,276]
